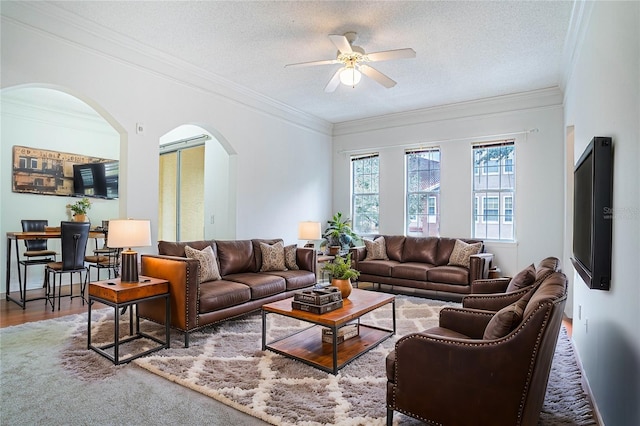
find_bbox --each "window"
[484,196,499,223]
[406,148,440,236]
[472,141,515,240]
[504,196,513,223]
[351,154,379,234]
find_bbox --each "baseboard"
[569,336,605,425]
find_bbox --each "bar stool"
[18,220,57,307]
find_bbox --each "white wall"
[332,89,566,280]
[563,2,640,424]
[1,13,333,294]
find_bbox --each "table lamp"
[107,219,151,283]
[298,221,321,251]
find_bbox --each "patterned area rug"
[125,295,596,426]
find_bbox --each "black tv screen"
[73,161,118,199]
[571,137,613,290]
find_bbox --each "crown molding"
[1,1,333,136]
[560,0,595,94]
[333,87,564,137]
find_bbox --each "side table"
[87,276,170,365]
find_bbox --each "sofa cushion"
[427,266,469,286]
[383,235,406,262]
[364,237,389,260]
[264,270,315,291]
[505,263,536,292]
[259,241,287,272]
[402,237,438,264]
[358,260,397,277]
[391,263,432,281]
[448,239,482,268]
[158,240,214,257]
[284,244,299,270]
[184,245,221,282]
[198,280,251,313]
[216,240,254,276]
[483,287,535,339]
[224,272,286,300]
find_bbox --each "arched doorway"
[1,85,124,291]
[159,124,236,241]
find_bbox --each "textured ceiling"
[40,1,574,123]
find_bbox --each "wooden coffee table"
[261,288,395,374]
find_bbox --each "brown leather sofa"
[139,239,316,347]
[386,265,568,426]
[350,236,493,301]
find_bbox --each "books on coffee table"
[322,323,359,344]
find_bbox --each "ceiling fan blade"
[285,59,340,68]
[324,68,342,93]
[328,34,353,54]
[366,48,416,62]
[359,65,397,88]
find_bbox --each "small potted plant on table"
[322,253,360,299]
[323,212,358,255]
[67,197,92,222]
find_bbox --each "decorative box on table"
[292,286,343,314]
[293,286,342,305]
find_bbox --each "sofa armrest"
[296,247,316,275]
[140,254,200,332]
[349,246,366,271]
[471,277,510,294]
[469,252,493,282]
[462,287,530,311]
[438,307,494,339]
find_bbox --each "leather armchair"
[471,256,562,295]
[386,269,567,426]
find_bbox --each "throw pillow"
[447,239,482,268]
[184,245,221,282]
[260,241,286,272]
[364,237,389,261]
[483,297,528,339]
[284,244,299,270]
[505,263,536,292]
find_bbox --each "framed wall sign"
[12,145,113,197]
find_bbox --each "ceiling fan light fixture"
[339,66,361,87]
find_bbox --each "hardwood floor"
[1,284,106,328]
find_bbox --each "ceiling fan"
[285,32,416,92]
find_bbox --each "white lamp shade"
[298,221,321,240]
[107,219,151,248]
[340,67,362,86]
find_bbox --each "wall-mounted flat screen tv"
[571,137,613,290]
[73,161,119,199]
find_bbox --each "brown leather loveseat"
[350,236,493,301]
[386,263,568,425]
[139,238,316,347]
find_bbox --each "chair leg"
[386,408,394,426]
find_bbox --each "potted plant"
[323,212,358,253]
[66,197,92,222]
[322,253,360,298]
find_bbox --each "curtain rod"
[160,134,211,149]
[338,128,538,155]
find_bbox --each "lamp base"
[120,250,139,283]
